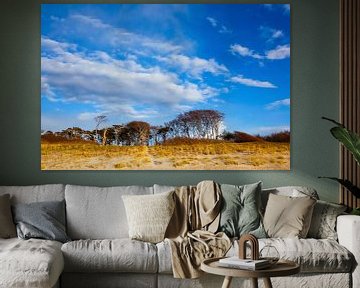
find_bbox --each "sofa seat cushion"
[157,238,353,274]
[62,239,158,273]
[229,238,354,273]
[0,238,64,288]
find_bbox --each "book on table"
[218,257,271,270]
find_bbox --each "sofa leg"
[251,278,258,288]
[263,277,273,288]
[221,276,232,288]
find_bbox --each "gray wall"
[0,0,340,202]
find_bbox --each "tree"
[127,121,151,146]
[94,115,107,143]
[166,110,224,139]
[113,125,125,145]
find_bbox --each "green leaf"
[330,127,360,165]
[322,117,360,165]
[319,177,360,198]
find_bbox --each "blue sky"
[41,4,290,135]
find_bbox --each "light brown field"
[41,141,290,170]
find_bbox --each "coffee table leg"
[263,277,273,288]
[221,276,232,288]
[251,278,258,288]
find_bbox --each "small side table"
[201,257,300,288]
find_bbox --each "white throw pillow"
[122,191,175,243]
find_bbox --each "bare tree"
[94,115,107,143]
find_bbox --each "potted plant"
[320,117,360,215]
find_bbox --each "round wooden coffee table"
[201,257,300,288]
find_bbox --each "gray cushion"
[0,184,65,204]
[12,200,70,243]
[61,239,158,273]
[218,182,266,238]
[65,185,153,239]
[0,194,16,238]
[308,200,347,240]
[0,238,64,288]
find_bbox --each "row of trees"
[44,109,289,146]
[47,109,225,146]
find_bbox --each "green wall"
[0,0,340,203]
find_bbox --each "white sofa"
[0,184,358,288]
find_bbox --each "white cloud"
[252,125,290,136]
[77,112,104,121]
[259,26,284,42]
[283,4,290,13]
[156,54,228,78]
[265,45,290,60]
[206,16,232,34]
[64,14,183,55]
[70,14,112,29]
[263,4,290,14]
[265,98,290,110]
[272,30,284,39]
[230,43,290,60]
[206,17,217,27]
[219,25,232,34]
[263,4,273,10]
[230,44,263,59]
[230,75,277,88]
[41,37,220,121]
[50,15,65,22]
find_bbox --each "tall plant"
[319,117,360,200]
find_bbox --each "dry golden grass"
[41,141,290,170]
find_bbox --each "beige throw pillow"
[263,193,316,238]
[122,191,175,243]
[0,194,17,238]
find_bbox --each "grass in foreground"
[41,140,290,170]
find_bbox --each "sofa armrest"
[337,215,360,288]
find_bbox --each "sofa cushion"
[307,200,347,240]
[12,200,70,243]
[65,185,153,239]
[261,186,319,212]
[263,194,316,238]
[122,191,175,243]
[218,182,266,238]
[157,238,353,274]
[61,239,158,273]
[235,238,353,273]
[0,238,64,288]
[0,184,65,204]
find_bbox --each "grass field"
[41,139,290,170]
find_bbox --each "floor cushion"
[61,239,158,273]
[0,238,63,288]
